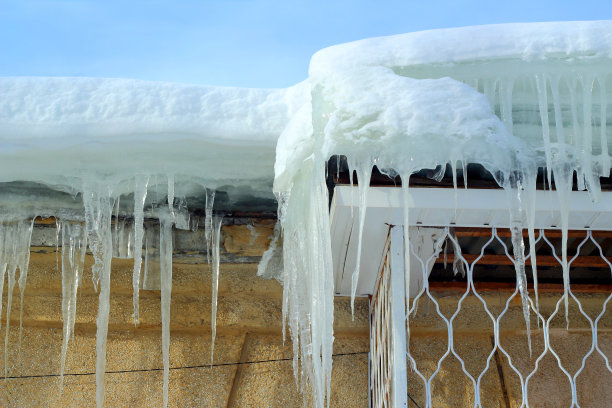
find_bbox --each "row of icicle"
[0,176,222,408]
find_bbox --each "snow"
[0,77,308,210]
[0,20,610,408]
[310,21,612,78]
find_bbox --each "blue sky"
[1,0,611,88]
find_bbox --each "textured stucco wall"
[0,222,610,407]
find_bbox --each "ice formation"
[0,20,610,408]
[59,220,87,394]
[0,219,34,375]
[275,20,612,405]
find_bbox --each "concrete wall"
[0,220,610,407]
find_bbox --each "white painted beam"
[330,186,612,297]
[389,226,408,408]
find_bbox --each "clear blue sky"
[1,0,611,88]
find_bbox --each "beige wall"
[0,245,369,408]
[0,222,610,407]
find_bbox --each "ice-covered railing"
[274,21,612,407]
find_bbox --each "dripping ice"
[0,219,34,376]
[59,221,87,394]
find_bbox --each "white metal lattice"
[370,226,612,408]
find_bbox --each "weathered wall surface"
[0,253,370,407]
[0,221,610,407]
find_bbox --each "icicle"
[550,75,573,326]
[535,74,554,190]
[0,223,7,335]
[550,75,567,145]
[524,178,540,322]
[82,185,113,408]
[111,219,133,259]
[277,157,334,407]
[1,220,34,376]
[59,221,87,395]
[348,161,372,316]
[132,175,148,325]
[210,215,223,364]
[257,220,282,281]
[510,220,532,355]
[598,78,610,177]
[564,76,581,325]
[4,262,16,377]
[507,182,532,355]
[581,74,599,197]
[167,174,175,213]
[462,160,468,189]
[204,189,215,264]
[159,209,174,408]
[114,195,120,235]
[55,218,61,273]
[15,220,34,351]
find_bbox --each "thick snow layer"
[310,21,612,77]
[1,77,305,144]
[0,77,307,200]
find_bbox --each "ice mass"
[0,21,611,407]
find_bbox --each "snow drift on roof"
[310,21,612,77]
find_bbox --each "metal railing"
[370,226,612,408]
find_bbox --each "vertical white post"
[390,226,408,408]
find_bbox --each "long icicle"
[524,178,540,322]
[2,220,34,376]
[204,189,216,265]
[349,161,372,316]
[83,185,113,408]
[509,181,532,355]
[59,221,87,396]
[17,219,34,356]
[210,215,223,364]
[0,223,6,336]
[159,209,174,408]
[535,74,554,190]
[599,78,610,177]
[132,175,148,325]
[510,220,532,355]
